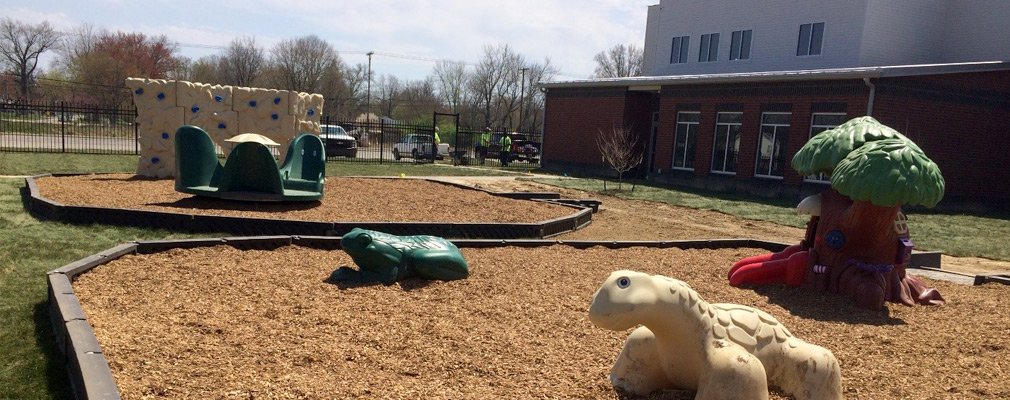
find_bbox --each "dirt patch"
[34,174,1010,275]
[74,244,1010,399]
[35,174,574,223]
[455,178,1010,276]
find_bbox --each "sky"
[4,0,656,83]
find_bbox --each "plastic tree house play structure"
[589,270,842,400]
[728,117,946,310]
[174,126,326,201]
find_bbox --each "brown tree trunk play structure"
[802,190,944,310]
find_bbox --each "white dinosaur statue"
[589,270,842,400]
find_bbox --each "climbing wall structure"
[127,78,324,177]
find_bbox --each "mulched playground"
[35,174,573,223]
[39,174,1010,399]
[69,244,1010,399]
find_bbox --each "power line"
[52,30,590,80]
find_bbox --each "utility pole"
[366,51,374,120]
[519,67,529,132]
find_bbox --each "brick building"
[539,0,1010,208]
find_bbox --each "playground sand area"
[73,244,1010,399]
[34,174,575,223]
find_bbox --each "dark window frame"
[797,22,825,56]
[755,112,791,178]
[670,36,690,64]
[730,30,752,60]
[672,111,700,170]
[699,33,720,62]
[711,112,743,174]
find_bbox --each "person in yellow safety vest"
[499,131,513,167]
[476,127,492,164]
[431,126,441,159]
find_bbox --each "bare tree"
[394,78,441,121]
[220,36,264,87]
[596,124,644,191]
[268,35,340,93]
[592,44,643,78]
[431,60,468,114]
[468,43,525,128]
[518,58,557,131]
[188,55,223,84]
[0,18,61,99]
[338,62,369,118]
[375,74,401,118]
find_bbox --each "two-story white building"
[540,0,1010,208]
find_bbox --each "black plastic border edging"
[24,174,593,239]
[47,235,952,399]
[46,242,138,400]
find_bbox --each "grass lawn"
[0,178,210,399]
[533,177,1010,261]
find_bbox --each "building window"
[711,113,742,174]
[670,36,689,64]
[805,113,848,182]
[755,113,791,178]
[730,30,752,60]
[699,33,719,62]
[673,112,700,170]
[797,22,824,56]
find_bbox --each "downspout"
[539,86,548,168]
[863,77,875,117]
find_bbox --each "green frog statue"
[328,228,470,285]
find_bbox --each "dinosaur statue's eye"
[617,277,631,288]
[824,230,846,249]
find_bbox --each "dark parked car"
[487,133,541,162]
[320,124,357,158]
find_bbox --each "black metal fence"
[0,101,543,169]
[0,101,139,154]
[320,116,542,168]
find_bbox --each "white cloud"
[5,0,656,81]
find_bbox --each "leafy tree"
[592,44,642,78]
[0,18,61,99]
[61,30,180,112]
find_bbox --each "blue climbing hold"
[152,157,160,164]
[218,123,226,129]
[162,132,169,139]
[135,88,143,95]
[157,92,165,100]
[271,113,279,120]
[249,100,257,107]
[274,97,281,104]
[215,95,223,102]
[308,109,315,116]
[191,106,200,113]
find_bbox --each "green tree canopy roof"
[791,116,921,176]
[830,138,945,208]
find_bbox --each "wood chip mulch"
[35,174,574,223]
[73,245,1010,399]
